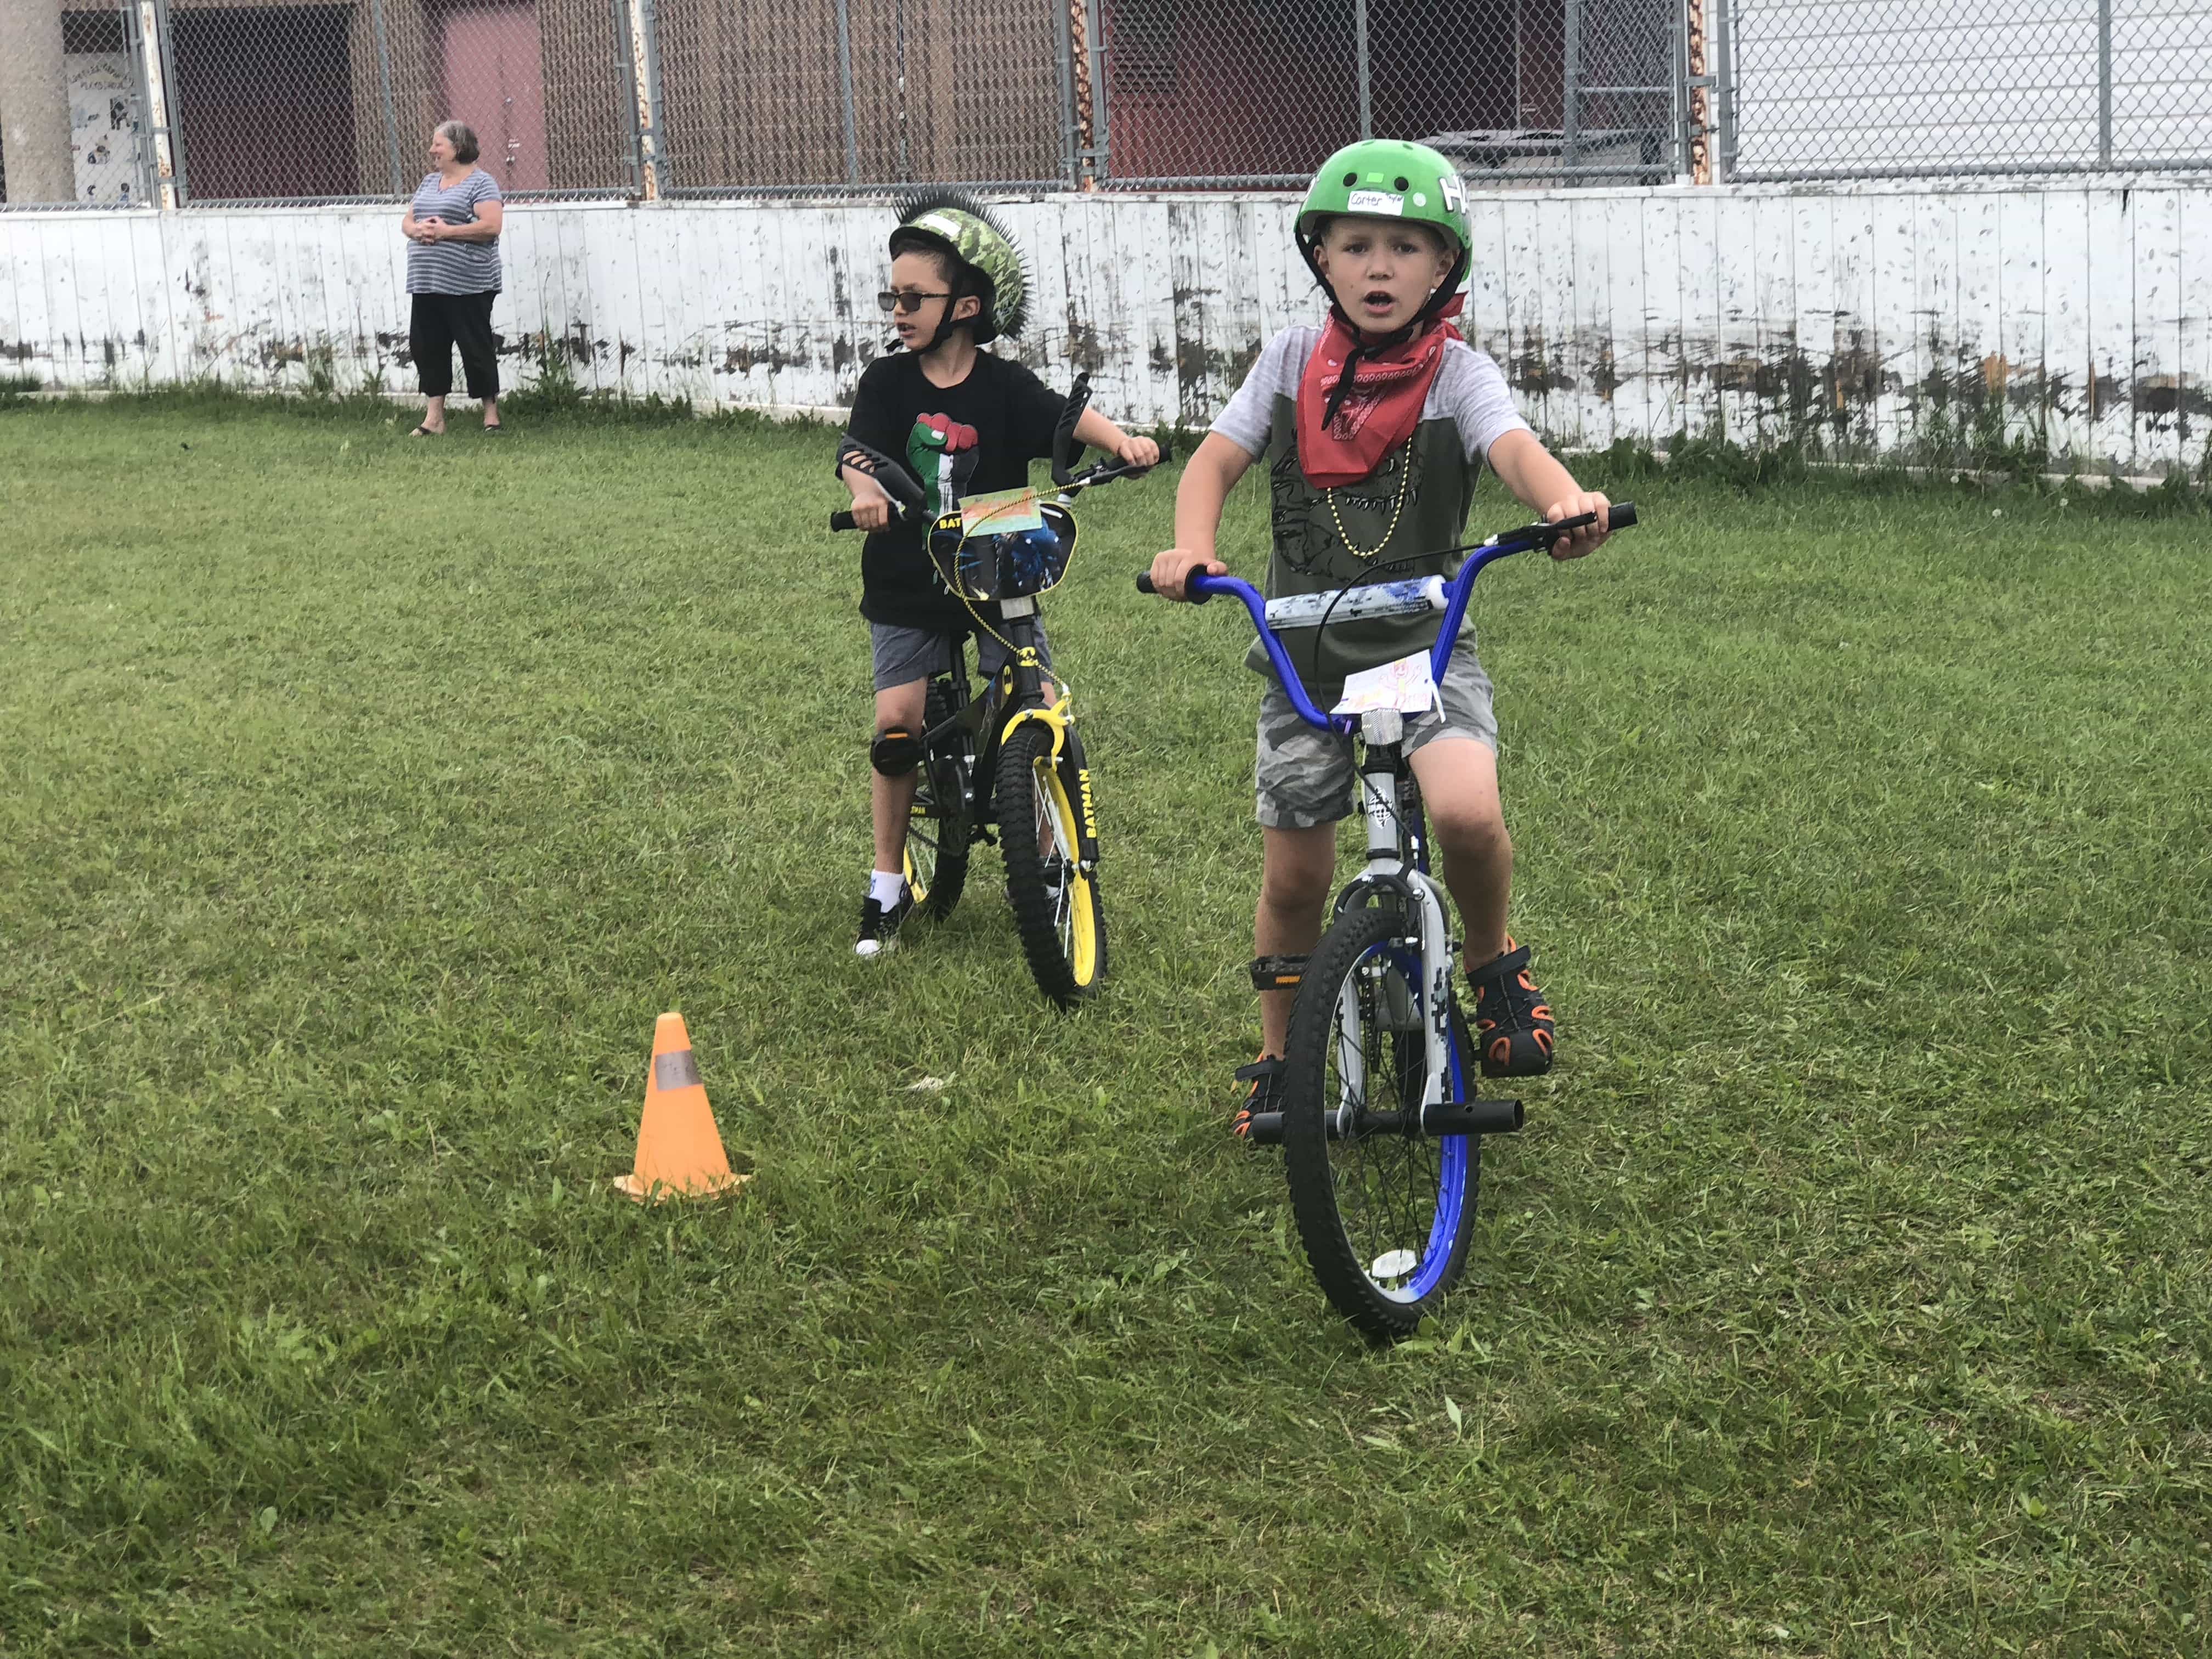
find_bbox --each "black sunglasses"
[877,289,952,314]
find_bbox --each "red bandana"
[1295,296,1463,488]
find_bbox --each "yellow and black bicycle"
[831,376,1162,1007]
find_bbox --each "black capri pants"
[410,290,500,400]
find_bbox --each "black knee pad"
[871,726,924,777]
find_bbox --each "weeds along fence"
[2,0,2208,206]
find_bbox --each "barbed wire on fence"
[2,0,2207,206]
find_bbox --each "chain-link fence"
[1720,0,2212,181]
[3,0,2209,205]
[1096,0,1689,185]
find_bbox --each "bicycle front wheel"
[995,724,1106,1007]
[1280,904,1481,1342]
[905,680,972,919]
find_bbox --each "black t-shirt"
[842,349,1066,631]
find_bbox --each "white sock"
[869,869,907,908]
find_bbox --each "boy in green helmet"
[1147,139,1617,1131]
[842,193,1156,957]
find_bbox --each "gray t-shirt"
[1210,324,1533,699]
[406,170,503,296]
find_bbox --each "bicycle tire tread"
[996,725,1107,1008]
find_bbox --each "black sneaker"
[1465,936,1554,1076]
[854,887,913,958]
[1232,1054,1284,1141]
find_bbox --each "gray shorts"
[870,619,1053,693]
[1256,643,1498,829]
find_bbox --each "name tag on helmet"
[1346,189,1405,216]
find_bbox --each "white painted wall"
[2,182,2205,471]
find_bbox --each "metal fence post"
[131,0,184,207]
[1714,0,1735,179]
[1562,0,1581,176]
[834,0,860,185]
[623,0,667,198]
[1355,0,1372,140]
[1052,0,1081,188]
[2097,0,2113,167]
[1084,0,1109,183]
[367,0,404,195]
[1511,0,1523,125]
[1686,0,1712,183]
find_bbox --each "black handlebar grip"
[830,510,859,532]
[1135,571,1214,605]
[1610,501,1638,531]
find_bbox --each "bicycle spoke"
[1031,757,1078,959]
[1325,946,1440,1290]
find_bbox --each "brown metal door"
[437,2,551,193]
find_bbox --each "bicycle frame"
[923,602,1101,872]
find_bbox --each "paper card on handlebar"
[1331,651,1442,718]
[959,487,1044,535]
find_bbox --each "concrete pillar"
[0,0,76,202]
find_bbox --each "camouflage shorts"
[1255,644,1498,829]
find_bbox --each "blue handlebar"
[1144,503,1637,735]
[1183,572,1352,733]
[1183,541,1522,735]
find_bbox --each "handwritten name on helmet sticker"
[1346,189,1406,216]
[1438,172,1465,213]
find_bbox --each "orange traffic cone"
[612,1012,749,1203]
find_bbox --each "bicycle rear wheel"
[996,724,1106,1007]
[905,680,971,918]
[1280,904,1482,1342]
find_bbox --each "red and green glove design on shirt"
[908,413,980,521]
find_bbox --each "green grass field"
[4,394,2209,1656]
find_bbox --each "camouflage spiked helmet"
[888,191,1030,345]
[1295,139,1471,325]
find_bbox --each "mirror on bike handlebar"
[837,433,926,510]
[929,501,1079,601]
[1051,373,1095,487]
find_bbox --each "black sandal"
[1232,1055,1285,1141]
[1465,938,1555,1077]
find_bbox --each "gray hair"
[435,121,480,165]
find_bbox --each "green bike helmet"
[1295,139,1471,331]
[888,191,1030,347]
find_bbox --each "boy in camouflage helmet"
[842,193,1158,957]
[1147,139,1620,1130]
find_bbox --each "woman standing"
[400,121,506,436]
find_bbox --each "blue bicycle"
[1140,501,1639,1340]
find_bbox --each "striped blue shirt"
[406,169,503,295]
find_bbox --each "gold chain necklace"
[1324,452,1413,563]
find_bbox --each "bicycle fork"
[986,606,1097,876]
[1328,709,1522,1139]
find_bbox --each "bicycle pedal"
[1238,1110,1286,1145]
[1249,953,1306,992]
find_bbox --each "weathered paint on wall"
[3,183,2206,471]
